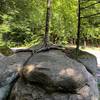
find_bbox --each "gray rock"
[65,49,98,76]
[0,53,4,60]
[77,51,97,76]
[0,73,18,100]
[0,52,32,100]
[0,52,32,80]
[10,50,99,100]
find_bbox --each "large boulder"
[10,50,99,100]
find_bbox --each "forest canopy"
[0,0,100,47]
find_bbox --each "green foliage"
[0,0,99,47]
[50,0,77,45]
[81,1,100,35]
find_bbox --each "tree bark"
[76,0,81,57]
[44,0,52,47]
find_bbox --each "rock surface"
[77,51,97,76]
[0,52,32,99]
[0,52,32,80]
[10,50,99,100]
[65,48,98,76]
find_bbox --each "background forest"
[0,0,100,47]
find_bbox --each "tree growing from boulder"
[44,0,52,47]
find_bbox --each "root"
[15,49,33,54]
[35,45,64,53]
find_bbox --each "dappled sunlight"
[59,68,76,77]
[78,86,90,97]
[17,66,22,72]
[23,64,36,74]
[36,62,45,68]
[59,67,85,83]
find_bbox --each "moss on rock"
[0,45,14,56]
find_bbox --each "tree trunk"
[83,39,86,48]
[44,0,52,47]
[76,0,81,57]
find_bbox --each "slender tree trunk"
[76,0,81,57]
[83,39,86,48]
[44,0,52,47]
